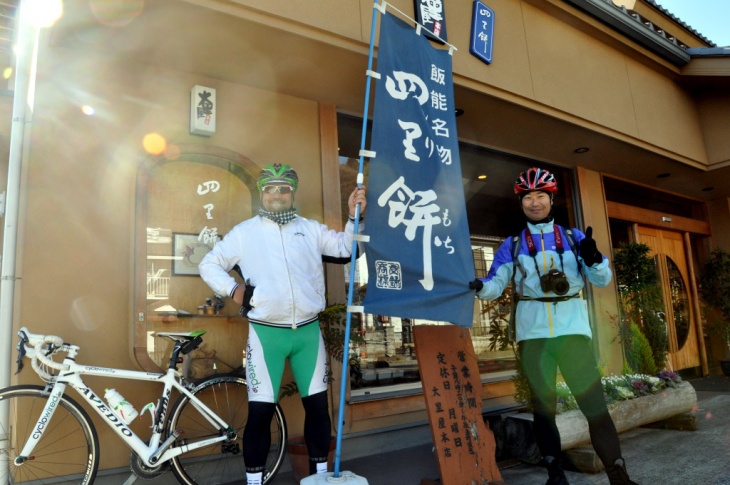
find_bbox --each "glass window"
[666,256,690,350]
[337,113,575,397]
[135,150,259,377]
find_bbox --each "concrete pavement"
[98,376,730,484]
[270,375,730,485]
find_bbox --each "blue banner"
[362,12,474,327]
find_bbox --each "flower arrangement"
[555,370,683,414]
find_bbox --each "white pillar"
[1,1,40,481]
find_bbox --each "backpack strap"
[508,231,526,343]
[510,231,526,280]
[560,226,583,274]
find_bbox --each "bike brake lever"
[15,333,28,375]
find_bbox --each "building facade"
[1,0,729,474]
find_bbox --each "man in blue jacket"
[200,163,366,485]
[470,167,637,485]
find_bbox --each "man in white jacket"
[199,163,366,485]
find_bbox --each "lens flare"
[143,132,167,155]
[27,0,63,28]
[89,0,144,27]
[163,144,181,160]
[3,67,12,79]
[81,105,95,115]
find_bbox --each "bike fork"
[15,383,67,464]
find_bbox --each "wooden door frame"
[624,220,709,375]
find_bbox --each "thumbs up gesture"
[579,226,603,267]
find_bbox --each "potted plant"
[279,303,366,480]
[613,242,668,372]
[698,248,730,375]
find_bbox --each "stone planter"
[557,380,697,449]
[504,381,697,453]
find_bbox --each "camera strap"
[508,225,581,341]
[524,226,566,276]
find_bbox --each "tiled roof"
[564,0,691,64]
[686,46,730,57]
[643,0,716,47]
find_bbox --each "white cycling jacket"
[199,215,357,328]
[476,220,612,342]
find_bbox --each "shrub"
[613,243,667,370]
[638,310,667,371]
[625,322,658,376]
[699,248,730,359]
[557,371,683,414]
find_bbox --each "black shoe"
[546,475,569,485]
[605,458,638,485]
[545,456,569,485]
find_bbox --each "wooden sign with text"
[414,325,503,485]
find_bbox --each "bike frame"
[18,343,233,469]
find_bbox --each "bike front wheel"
[0,385,99,484]
[167,374,287,485]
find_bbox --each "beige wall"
[0,93,11,247]
[697,92,730,168]
[215,0,711,166]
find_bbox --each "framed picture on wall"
[172,233,218,276]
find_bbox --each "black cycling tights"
[519,335,622,467]
[243,391,331,474]
[302,391,332,474]
[243,401,277,473]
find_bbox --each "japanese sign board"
[470,1,495,65]
[414,0,448,43]
[362,11,475,326]
[190,85,216,136]
[413,325,503,484]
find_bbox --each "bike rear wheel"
[0,385,99,484]
[167,375,287,485]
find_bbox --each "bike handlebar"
[18,327,71,381]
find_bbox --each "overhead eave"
[563,0,690,66]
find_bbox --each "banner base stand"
[300,471,369,484]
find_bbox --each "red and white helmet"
[514,167,558,196]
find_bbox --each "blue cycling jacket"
[475,220,612,342]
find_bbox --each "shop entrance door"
[637,226,699,371]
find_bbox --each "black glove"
[239,280,255,317]
[469,279,484,293]
[579,226,603,267]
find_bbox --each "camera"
[540,269,570,295]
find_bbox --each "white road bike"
[0,327,287,484]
